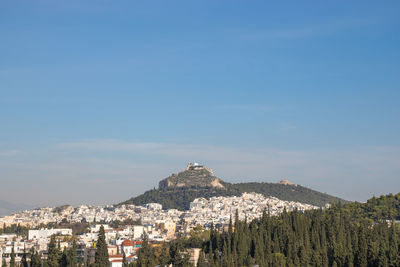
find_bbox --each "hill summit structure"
[158,162,225,189]
[278,179,297,186]
[185,162,213,174]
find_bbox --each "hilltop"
[159,163,226,189]
[120,163,347,210]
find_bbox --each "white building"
[131,225,144,240]
[90,224,111,233]
[28,229,72,239]
[145,203,162,211]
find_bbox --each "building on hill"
[130,225,144,240]
[90,224,111,233]
[277,179,297,186]
[28,228,72,239]
[109,255,123,267]
[156,220,176,240]
[185,162,214,175]
[109,253,135,267]
[145,203,162,211]
[108,245,118,256]
[121,239,134,255]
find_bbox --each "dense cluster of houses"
[0,193,318,266]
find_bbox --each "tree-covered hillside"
[119,182,347,210]
[133,192,400,267]
[120,186,238,210]
[233,182,346,207]
[344,192,400,221]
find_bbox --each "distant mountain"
[0,199,35,216]
[120,163,348,210]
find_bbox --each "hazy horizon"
[1,1,399,207]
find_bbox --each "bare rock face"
[158,179,172,189]
[158,163,225,190]
[210,178,225,188]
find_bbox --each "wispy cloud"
[197,104,292,112]
[56,139,300,164]
[56,139,400,184]
[1,139,399,206]
[0,150,26,157]
[237,17,372,41]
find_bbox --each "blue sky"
[1,0,399,206]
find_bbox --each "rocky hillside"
[158,163,226,189]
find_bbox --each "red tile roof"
[109,254,123,258]
[121,240,134,246]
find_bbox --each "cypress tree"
[47,235,61,267]
[197,252,207,267]
[122,251,127,267]
[228,215,233,236]
[356,225,368,267]
[21,246,28,267]
[158,244,170,267]
[253,233,264,266]
[173,252,191,267]
[102,193,400,267]
[388,224,399,267]
[377,241,389,267]
[60,247,68,267]
[137,235,155,267]
[221,239,229,267]
[208,224,214,264]
[68,239,78,267]
[95,225,109,267]
[9,245,15,267]
[271,252,286,267]
[30,248,42,267]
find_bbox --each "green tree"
[95,225,109,267]
[108,192,400,267]
[60,247,68,267]
[137,236,156,267]
[197,252,207,267]
[21,246,28,267]
[158,245,170,267]
[68,239,78,267]
[122,251,127,267]
[46,235,62,267]
[271,252,286,267]
[172,252,191,267]
[30,247,42,267]
[9,245,15,267]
